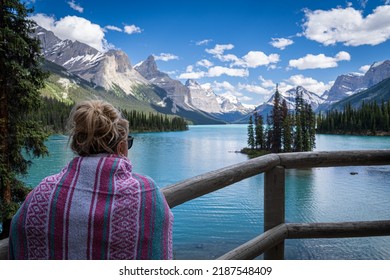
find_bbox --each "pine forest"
[317,101,390,136]
[34,97,189,134]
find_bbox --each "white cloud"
[178,71,206,79]
[31,14,108,52]
[30,13,55,31]
[186,65,194,72]
[302,5,390,46]
[206,44,279,69]
[259,76,276,89]
[68,0,84,13]
[270,38,294,50]
[212,81,254,102]
[288,51,351,70]
[335,51,351,61]
[286,75,334,94]
[238,83,270,95]
[105,25,122,32]
[208,66,249,77]
[179,65,248,80]
[124,24,142,34]
[196,39,212,46]
[206,44,234,55]
[219,53,241,63]
[213,81,236,92]
[153,53,179,61]
[235,51,280,68]
[196,59,214,68]
[359,64,370,73]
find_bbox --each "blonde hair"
[67,100,129,156]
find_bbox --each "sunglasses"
[127,135,134,150]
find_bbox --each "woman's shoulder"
[131,173,159,189]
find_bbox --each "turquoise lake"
[19,125,390,260]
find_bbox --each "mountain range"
[34,25,390,124]
[252,60,390,119]
[34,26,251,124]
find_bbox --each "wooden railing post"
[264,165,285,260]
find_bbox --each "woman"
[9,100,173,259]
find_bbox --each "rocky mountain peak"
[320,59,390,111]
[106,50,133,73]
[135,55,166,80]
[185,79,201,87]
[365,60,390,88]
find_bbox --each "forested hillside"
[317,101,390,135]
[33,97,188,134]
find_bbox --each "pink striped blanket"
[9,154,173,259]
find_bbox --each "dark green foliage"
[121,109,189,132]
[0,0,49,236]
[254,112,265,150]
[245,87,316,156]
[271,87,283,153]
[247,115,255,149]
[317,100,390,135]
[32,97,189,134]
[30,97,74,134]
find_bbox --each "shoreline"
[316,131,390,136]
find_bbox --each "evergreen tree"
[247,115,255,149]
[254,112,264,150]
[294,88,304,152]
[316,100,390,135]
[245,86,316,156]
[265,115,273,151]
[0,0,49,237]
[281,100,293,152]
[271,85,282,153]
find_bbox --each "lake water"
[19,125,390,260]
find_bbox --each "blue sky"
[27,0,390,106]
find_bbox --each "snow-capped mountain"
[134,55,193,112]
[254,86,325,117]
[35,26,149,96]
[186,79,221,113]
[319,60,390,111]
[135,56,251,121]
[34,26,226,124]
[186,79,250,115]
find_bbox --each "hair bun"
[67,100,129,156]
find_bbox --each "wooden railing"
[163,150,390,260]
[1,150,390,260]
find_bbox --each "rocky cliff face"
[34,26,149,96]
[186,79,222,113]
[135,55,193,112]
[136,56,251,119]
[321,60,390,110]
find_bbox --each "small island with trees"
[243,86,316,158]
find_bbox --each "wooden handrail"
[217,224,288,260]
[162,153,280,208]
[286,220,390,239]
[162,150,390,208]
[218,220,390,260]
[2,149,390,260]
